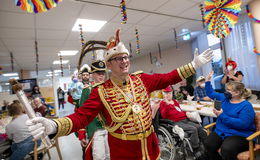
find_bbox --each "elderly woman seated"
[33,97,48,117]
[159,86,207,157]
[204,71,255,160]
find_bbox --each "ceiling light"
[5,83,10,85]
[183,33,191,41]
[58,50,78,56]
[54,70,62,73]
[9,77,19,80]
[53,60,69,65]
[46,74,52,77]
[72,19,107,32]
[3,73,18,77]
[48,71,53,74]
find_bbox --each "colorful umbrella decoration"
[15,0,62,13]
[204,0,242,38]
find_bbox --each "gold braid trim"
[177,63,196,79]
[53,117,73,139]
[98,85,132,123]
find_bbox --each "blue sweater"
[205,81,256,139]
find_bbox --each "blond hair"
[226,81,251,99]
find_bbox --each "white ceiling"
[0,0,251,78]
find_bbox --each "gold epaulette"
[92,82,104,88]
[177,63,196,80]
[52,117,73,139]
[131,70,143,75]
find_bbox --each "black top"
[179,84,194,100]
[226,71,244,82]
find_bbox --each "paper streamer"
[135,28,140,54]
[120,0,127,24]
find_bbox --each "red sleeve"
[159,101,169,119]
[77,129,86,140]
[173,99,180,107]
[140,69,182,93]
[67,88,103,133]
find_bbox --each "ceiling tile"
[138,15,171,26]
[128,0,169,11]
[79,4,118,21]
[37,29,69,40]
[36,1,82,30]
[0,0,26,13]
[0,12,34,29]
[67,31,96,41]
[0,28,34,40]
[156,0,196,16]
[99,22,133,33]
[158,17,188,28]
[179,4,202,20]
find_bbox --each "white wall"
[130,42,193,74]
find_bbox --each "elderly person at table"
[204,71,255,160]
[32,97,48,117]
[6,101,41,160]
[194,76,211,101]
[160,86,207,157]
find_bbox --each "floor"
[45,102,82,160]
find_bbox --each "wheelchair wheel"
[158,126,176,160]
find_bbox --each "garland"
[59,55,64,77]
[246,5,260,23]
[135,28,140,54]
[120,0,127,24]
[253,47,260,56]
[79,24,84,47]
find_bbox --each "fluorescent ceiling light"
[72,19,107,32]
[5,83,9,85]
[54,70,62,73]
[58,50,78,56]
[3,73,18,77]
[9,77,19,80]
[46,74,53,77]
[53,60,69,65]
[48,71,53,74]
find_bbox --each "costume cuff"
[78,129,86,140]
[177,63,196,80]
[52,117,73,139]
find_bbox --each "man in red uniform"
[26,30,213,160]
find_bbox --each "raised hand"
[192,48,214,69]
[206,71,214,82]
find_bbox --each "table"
[180,101,217,117]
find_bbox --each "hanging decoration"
[79,24,85,47]
[149,52,152,64]
[15,0,62,13]
[204,0,242,38]
[36,63,39,76]
[129,42,133,54]
[0,66,3,75]
[253,47,260,56]
[158,43,162,59]
[173,28,178,49]
[10,52,14,72]
[246,5,260,23]
[135,28,140,54]
[120,0,127,24]
[59,55,64,77]
[200,3,206,28]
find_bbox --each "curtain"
[225,14,260,90]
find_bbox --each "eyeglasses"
[108,56,129,63]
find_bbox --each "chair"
[30,138,62,160]
[204,112,260,160]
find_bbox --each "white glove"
[172,125,185,140]
[26,117,57,140]
[191,48,214,69]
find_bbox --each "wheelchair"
[153,108,206,160]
